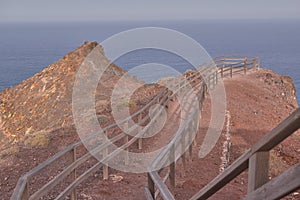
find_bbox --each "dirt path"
[1,69,299,200]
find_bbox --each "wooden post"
[138,114,143,150]
[215,71,218,85]
[248,151,269,193]
[148,173,155,199]
[230,66,233,78]
[21,183,29,200]
[169,144,176,190]
[181,133,186,174]
[103,131,109,180]
[221,66,224,78]
[244,58,247,74]
[124,122,129,165]
[188,125,193,158]
[70,148,77,200]
[207,77,210,90]
[221,58,224,78]
[192,119,197,146]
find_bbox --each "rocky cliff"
[0,41,129,142]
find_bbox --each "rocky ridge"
[0,41,157,145]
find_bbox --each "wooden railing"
[11,57,261,200]
[214,56,260,78]
[11,61,214,199]
[145,65,220,200]
[146,57,300,200]
[191,108,300,200]
[145,56,298,200]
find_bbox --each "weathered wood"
[147,173,155,199]
[21,183,29,200]
[138,114,143,150]
[248,151,269,193]
[245,163,300,200]
[244,59,247,74]
[221,66,224,78]
[124,123,129,165]
[169,144,176,190]
[222,58,247,61]
[55,162,104,200]
[103,131,109,180]
[230,67,233,78]
[149,172,175,200]
[144,187,154,200]
[181,134,187,174]
[188,125,193,158]
[70,148,77,200]
[11,176,28,200]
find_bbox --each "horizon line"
[1,17,300,24]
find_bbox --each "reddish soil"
[1,69,300,200]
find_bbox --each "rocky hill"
[0,41,159,146]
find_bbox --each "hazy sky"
[0,0,300,22]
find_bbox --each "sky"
[0,0,300,22]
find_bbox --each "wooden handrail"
[11,56,261,200]
[147,68,216,199]
[191,108,300,200]
[11,64,205,199]
[244,163,300,200]
[145,56,298,200]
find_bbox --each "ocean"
[0,20,299,104]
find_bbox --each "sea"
[0,20,299,104]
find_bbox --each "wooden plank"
[55,162,103,200]
[147,173,155,199]
[248,151,269,192]
[124,122,129,165]
[138,114,143,150]
[21,183,29,200]
[103,131,109,180]
[70,148,77,200]
[144,187,154,200]
[188,125,193,158]
[245,163,300,200]
[169,144,175,190]
[222,58,247,61]
[190,150,251,200]
[149,172,175,200]
[221,66,224,78]
[181,135,187,174]
[10,176,28,200]
[25,144,77,179]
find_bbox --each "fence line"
[146,56,299,200]
[11,57,263,200]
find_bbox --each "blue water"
[0,20,299,104]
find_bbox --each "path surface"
[1,69,299,200]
